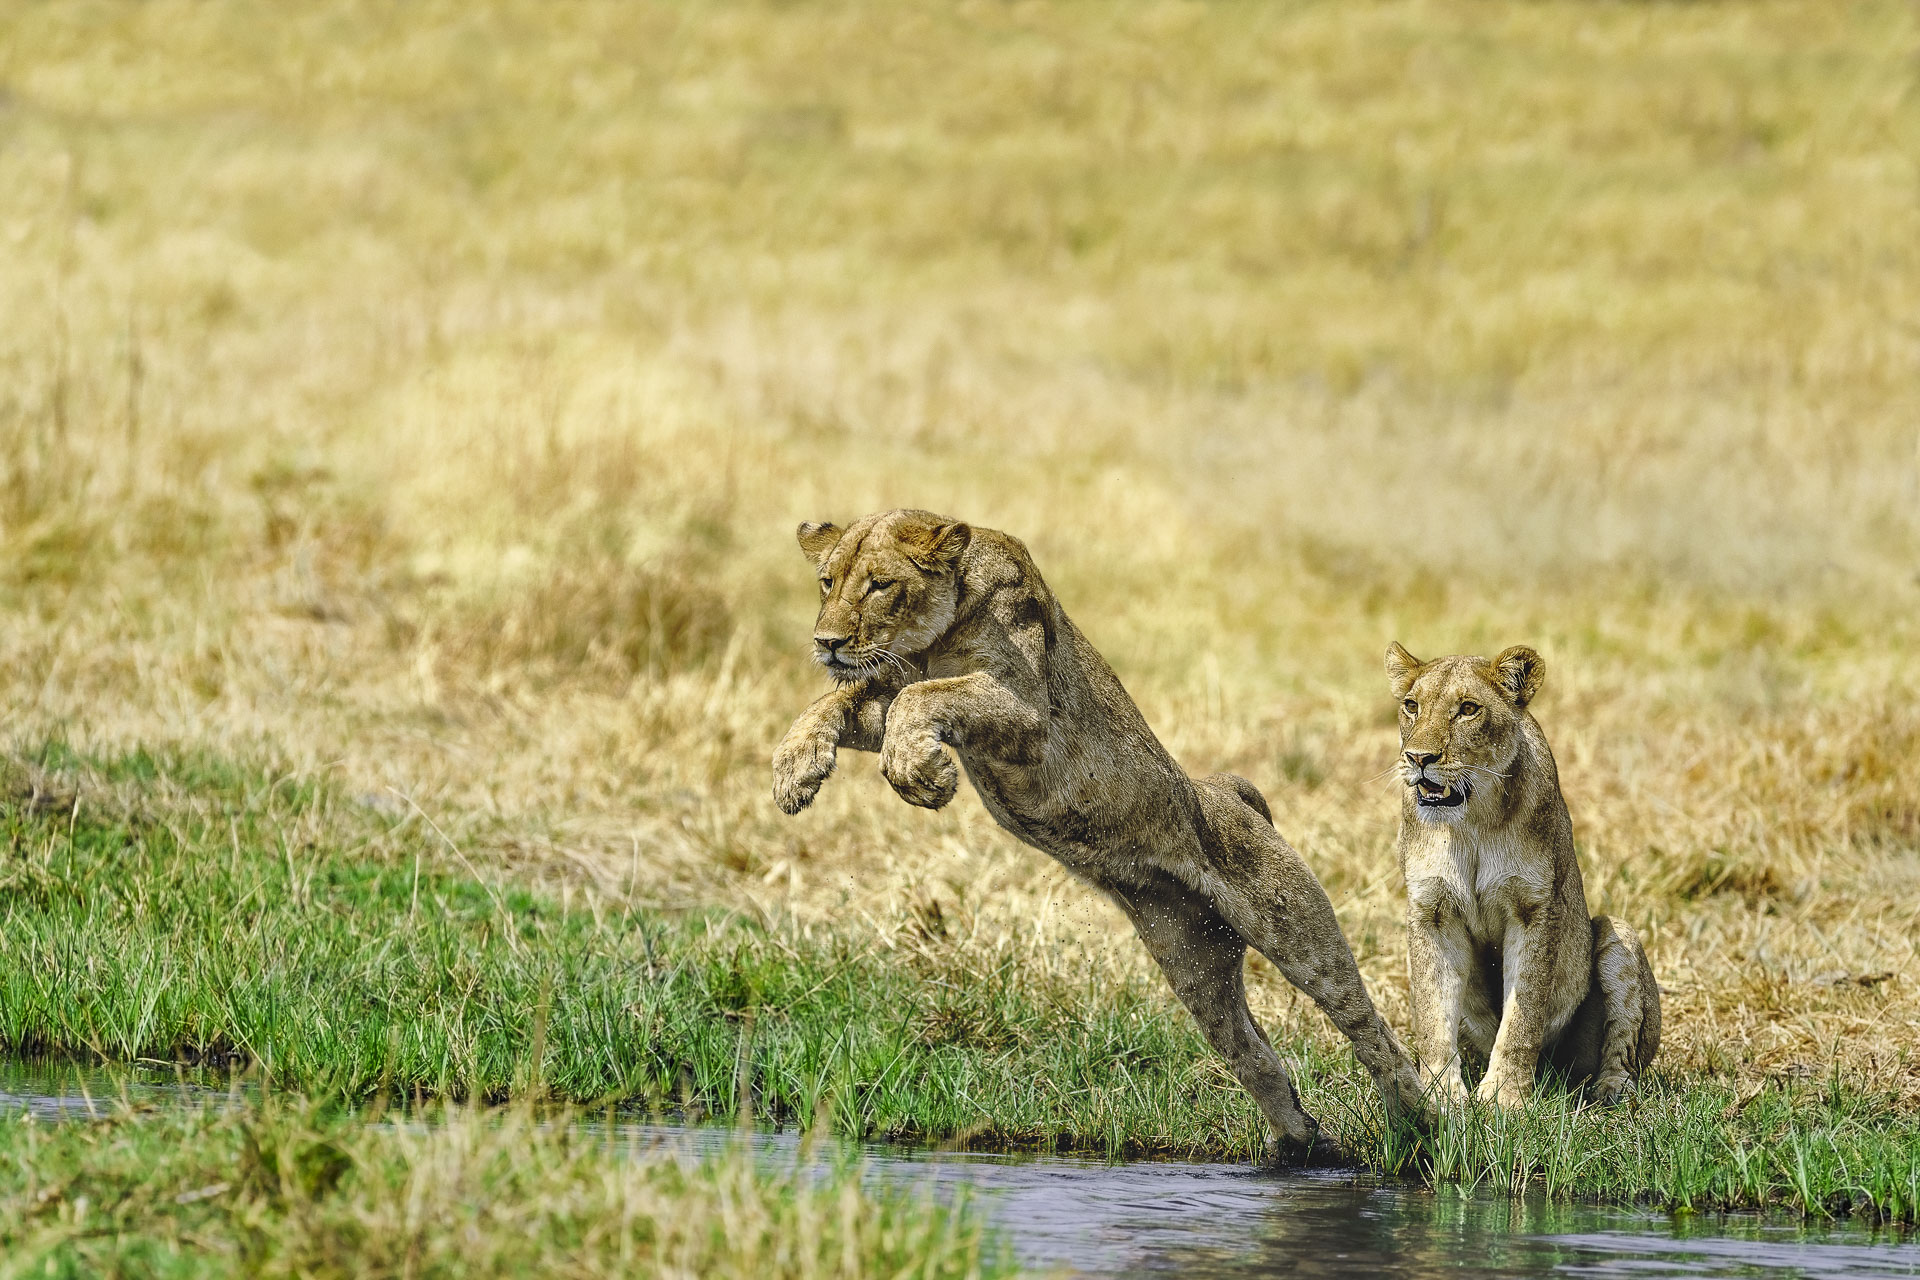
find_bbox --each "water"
[7,1059,1918,1279]
[0,1056,240,1120]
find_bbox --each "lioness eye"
[865,578,895,596]
[1458,701,1480,717]
[1402,698,1418,714]
[819,577,832,592]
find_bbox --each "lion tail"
[1199,772,1273,826]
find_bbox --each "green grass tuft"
[4,746,1918,1222]
[0,1096,1008,1279]
[0,745,1278,1159]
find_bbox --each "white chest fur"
[1403,820,1553,943]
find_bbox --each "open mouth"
[1413,777,1469,808]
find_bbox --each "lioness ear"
[1384,642,1424,699]
[1492,646,1545,709]
[796,521,842,566]
[904,519,970,571]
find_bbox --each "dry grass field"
[3,0,1918,1118]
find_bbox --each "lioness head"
[795,509,971,682]
[1384,642,1545,822]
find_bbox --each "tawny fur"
[772,509,1426,1155]
[1385,642,1661,1108]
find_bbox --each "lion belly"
[956,736,1197,890]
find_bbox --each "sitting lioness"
[772,509,1426,1156]
[1385,642,1660,1107]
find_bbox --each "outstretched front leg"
[772,677,898,814]
[877,671,1046,809]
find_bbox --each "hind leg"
[1110,880,1323,1157]
[1193,779,1428,1126]
[1589,916,1660,1103]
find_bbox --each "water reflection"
[0,1056,235,1121]
[6,1058,1916,1279]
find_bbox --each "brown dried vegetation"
[0,0,1916,1118]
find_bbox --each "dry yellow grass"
[2,0,1918,1107]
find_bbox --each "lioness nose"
[1404,749,1439,768]
[814,634,850,653]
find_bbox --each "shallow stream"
[7,1059,1918,1279]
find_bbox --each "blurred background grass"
[1,1,1917,1102]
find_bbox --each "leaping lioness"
[1386,642,1660,1107]
[772,509,1425,1156]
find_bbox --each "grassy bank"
[0,1097,1006,1280]
[0,746,1281,1159]
[5,749,1919,1223]
[0,0,1915,1147]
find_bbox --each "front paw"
[879,732,959,809]
[1589,1073,1634,1107]
[1475,1070,1533,1110]
[1264,1125,1346,1170]
[772,727,837,815]
[1422,1065,1471,1109]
